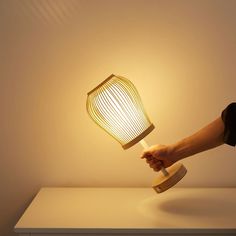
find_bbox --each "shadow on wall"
[4,0,81,26]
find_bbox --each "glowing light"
[86,74,154,149]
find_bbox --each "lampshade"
[86,74,154,149]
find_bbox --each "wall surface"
[0,0,236,235]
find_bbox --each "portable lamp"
[86,74,187,193]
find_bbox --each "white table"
[14,187,236,236]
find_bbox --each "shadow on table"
[137,192,235,222]
[158,196,232,216]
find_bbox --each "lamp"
[86,74,187,193]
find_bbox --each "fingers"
[140,146,162,160]
[145,157,163,172]
[140,151,151,159]
[140,145,166,172]
[140,150,162,172]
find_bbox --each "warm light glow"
[86,74,154,149]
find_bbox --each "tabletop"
[14,187,236,235]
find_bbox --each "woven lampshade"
[86,74,154,149]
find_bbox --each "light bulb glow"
[86,75,154,149]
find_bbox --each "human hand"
[140,144,178,172]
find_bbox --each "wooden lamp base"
[152,163,187,193]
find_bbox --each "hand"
[140,144,177,172]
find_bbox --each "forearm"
[170,117,225,162]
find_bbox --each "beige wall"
[0,0,236,235]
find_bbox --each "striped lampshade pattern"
[86,74,155,149]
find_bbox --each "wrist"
[168,140,188,163]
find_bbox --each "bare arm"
[171,117,225,162]
[141,117,225,171]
